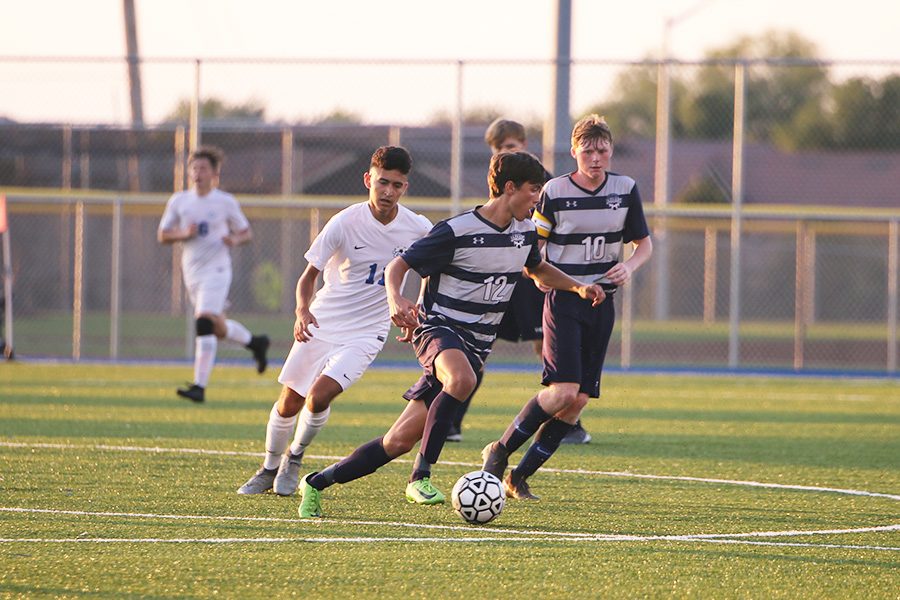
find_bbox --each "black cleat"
[247,335,270,374]
[504,470,540,500]
[561,420,592,444]
[176,383,205,403]
[481,441,509,480]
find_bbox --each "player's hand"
[578,284,606,307]
[396,326,415,343]
[222,234,236,247]
[293,308,319,342]
[604,262,633,286]
[389,296,420,330]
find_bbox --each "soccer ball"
[451,470,506,524]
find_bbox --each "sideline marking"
[3,441,899,502]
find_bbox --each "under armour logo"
[473,237,485,245]
[566,200,578,208]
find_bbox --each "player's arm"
[292,263,321,342]
[397,276,427,343]
[604,235,653,287]
[525,261,605,306]
[223,227,252,247]
[157,223,198,244]
[384,256,420,330]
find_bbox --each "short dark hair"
[488,151,546,198]
[484,118,526,150]
[370,146,412,174]
[188,145,225,171]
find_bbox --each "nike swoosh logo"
[342,373,351,381]
[354,245,366,249]
[418,491,437,499]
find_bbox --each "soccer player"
[237,146,432,496]
[296,151,605,518]
[448,118,592,445]
[481,114,653,500]
[157,146,269,404]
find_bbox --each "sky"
[1,0,898,125]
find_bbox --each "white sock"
[193,335,217,387]
[263,403,299,470]
[289,406,331,456]
[225,319,252,346]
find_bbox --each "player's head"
[370,145,412,175]
[365,146,411,221]
[488,151,546,220]
[484,118,527,155]
[188,145,224,193]
[570,114,614,183]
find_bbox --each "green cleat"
[405,477,445,505]
[297,473,322,518]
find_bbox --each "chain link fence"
[1,57,898,373]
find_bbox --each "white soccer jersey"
[304,202,432,344]
[158,188,250,284]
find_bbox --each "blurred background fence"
[0,55,898,374]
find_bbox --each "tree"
[163,97,266,123]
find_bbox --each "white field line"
[1,507,898,551]
[3,441,899,501]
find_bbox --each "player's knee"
[195,316,215,336]
[444,371,477,400]
[383,431,417,457]
[570,394,589,413]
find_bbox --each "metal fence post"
[727,61,746,369]
[110,197,122,360]
[888,219,898,373]
[72,199,85,360]
[450,60,463,216]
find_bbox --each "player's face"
[572,138,613,184]
[364,167,409,220]
[190,158,217,194]
[509,181,543,221]
[492,136,526,156]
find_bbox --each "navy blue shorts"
[496,279,545,342]
[403,325,485,407]
[541,290,616,398]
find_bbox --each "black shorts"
[496,279,545,342]
[403,325,485,407]
[541,290,616,398]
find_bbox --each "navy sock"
[411,391,462,480]
[499,395,552,454]
[514,418,573,479]
[309,437,391,490]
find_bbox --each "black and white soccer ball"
[451,470,506,524]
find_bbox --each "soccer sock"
[309,437,392,490]
[225,319,252,346]
[263,403,299,470]
[411,391,462,481]
[498,395,552,454]
[289,405,331,456]
[451,376,480,429]
[513,418,574,479]
[193,334,217,387]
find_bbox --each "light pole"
[653,0,717,320]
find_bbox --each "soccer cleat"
[237,466,277,494]
[445,425,462,443]
[504,470,540,500]
[297,473,323,518]
[560,420,592,444]
[247,335,270,374]
[273,450,304,496]
[405,477,446,505]
[176,383,205,403]
[480,441,508,480]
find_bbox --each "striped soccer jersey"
[401,208,542,360]
[532,172,649,292]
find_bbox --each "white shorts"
[186,272,232,316]
[277,335,384,397]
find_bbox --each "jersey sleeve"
[532,189,555,239]
[622,183,650,243]
[157,194,180,232]
[304,212,345,271]
[401,220,455,278]
[227,196,251,232]
[524,233,542,269]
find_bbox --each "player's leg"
[298,400,428,518]
[446,369,483,442]
[238,338,331,494]
[406,347,477,504]
[177,278,228,402]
